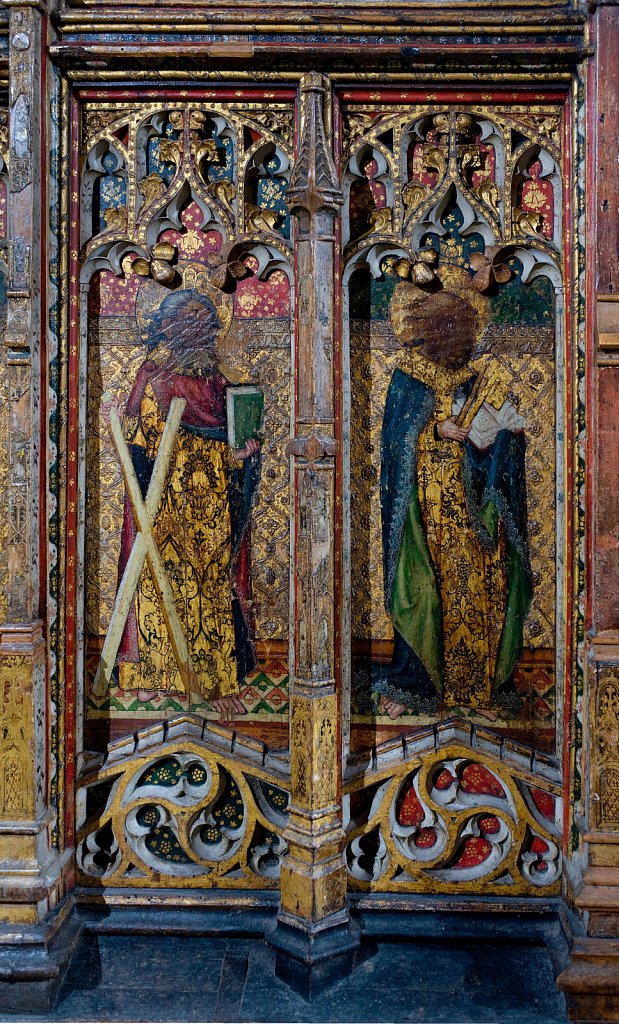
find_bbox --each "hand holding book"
[436,416,470,443]
[234,437,261,461]
[452,394,525,450]
[226,385,264,453]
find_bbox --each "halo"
[135,277,170,343]
[134,260,233,343]
[180,261,233,338]
[437,263,490,336]
[389,280,434,343]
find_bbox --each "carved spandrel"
[75,724,291,889]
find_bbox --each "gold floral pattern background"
[81,98,296,727]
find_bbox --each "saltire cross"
[91,397,195,698]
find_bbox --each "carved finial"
[287,72,343,217]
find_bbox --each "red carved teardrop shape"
[452,836,492,868]
[530,788,555,822]
[461,763,505,798]
[478,815,501,835]
[397,784,424,827]
[414,827,437,849]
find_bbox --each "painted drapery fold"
[378,358,532,709]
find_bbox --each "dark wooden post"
[558,2,619,1019]
[0,1,78,1012]
[266,72,360,995]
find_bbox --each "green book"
[226,385,264,449]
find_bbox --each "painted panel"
[78,96,294,750]
[341,99,565,758]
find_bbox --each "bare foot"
[137,688,160,703]
[113,687,136,700]
[476,707,498,722]
[211,696,247,721]
[382,697,407,720]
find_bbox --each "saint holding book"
[99,288,263,719]
[376,267,532,718]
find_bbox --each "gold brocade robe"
[118,381,240,700]
[405,349,507,707]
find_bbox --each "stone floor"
[0,928,568,1023]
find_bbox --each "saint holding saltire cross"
[93,288,262,720]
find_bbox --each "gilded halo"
[134,259,234,342]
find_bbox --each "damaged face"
[150,294,221,373]
[401,290,479,370]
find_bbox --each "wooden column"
[558,3,619,1020]
[266,72,360,995]
[0,2,77,1013]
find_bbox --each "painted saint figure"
[376,271,532,719]
[110,289,260,717]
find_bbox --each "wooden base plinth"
[558,939,619,1022]
[0,838,72,927]
[558,842,619,1022]
[266,910,363,999]
[0,895,82,1013]
[0,622,69,935]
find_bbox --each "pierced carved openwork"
[77,716,290,887]
[344,729,561,895]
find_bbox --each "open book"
[453,395,525,450]
[226,385,264,450]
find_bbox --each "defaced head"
[395,288,479,369]
[144,289,221,369]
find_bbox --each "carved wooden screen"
[67,78,577,902]
[338,89,567,895]
[73,87,295,888]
